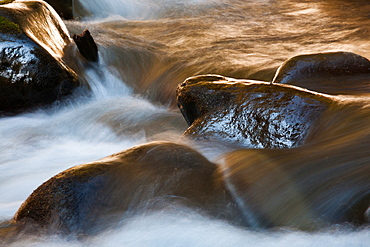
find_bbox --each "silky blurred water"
[1,0,370,245]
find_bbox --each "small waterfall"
[79,62,133,99]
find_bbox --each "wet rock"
[0,1,80,114]
[177,75,331,148]
[73,29,99,62]
[45,0,92,19]
[14,142,242,235]
[220,133,370,229]
[272,52,370,95]
[44,0,73,20]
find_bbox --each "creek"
[1,0,370,245]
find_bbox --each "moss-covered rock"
[0,0,80,115]
[0,0,14,5]
[0,16,20,33]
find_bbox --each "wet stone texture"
[0,3,80,114]
[220,133,370,229]
[177,75,331,148]
[14,142,244,235]
[44,0,73,20]
[272,52,370,95]
[72,29,99,62]
[0,34,79,114]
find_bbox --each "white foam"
[6,211,370,246]
[76,0,224,20]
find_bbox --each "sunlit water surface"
[2,0,370,245]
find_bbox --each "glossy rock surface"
[177,75,331,148]
[14,142,242,234]
[0,1,79,114]
[272,52,370,95]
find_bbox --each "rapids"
[1,0,370,245]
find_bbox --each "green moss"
[0,16,21,34]
[0,0,14,5]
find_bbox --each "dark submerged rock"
[0,0,80,114]
[272,51,370,95]
[14,142,243,235]
[73,29,99,62]
[177,75,331,148]
[217,88,370,229]
[220,135,370,229]
[44,0,73,20]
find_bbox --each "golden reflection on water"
[64,0,370,103]
[65,1,370,230]
[218,86,370,228]
[2,0,370,244]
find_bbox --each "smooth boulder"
[177,75,331,148]
[218,93,370,229]
[14,142,243,235]
[0,0,80,114]
[220,136,370,229]
[272,51,370,95]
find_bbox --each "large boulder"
[217,88,370,229]
[220,134,370,229]
[177,75,332,148]
[272,52,370,95]
[0,0,80,115]
[13,142,243,235]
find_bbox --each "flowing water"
[2,0,370,245]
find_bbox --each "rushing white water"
[5,211,370,246]
[2,0,370,245]
[0,46,183,221]
[76,0,224,20]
